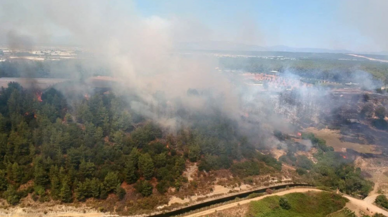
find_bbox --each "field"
[246,192,348,217]
[327,208,356,217]
[305,127,381,154]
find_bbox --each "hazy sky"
[131,0,387,52]
[1,0,387,52]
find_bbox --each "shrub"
[375,195,388,209]
[296,156,313,170]
[279,197,291,210]
[134,180,153,197]
[375,106,386,120]
[296,168,307,175]
[231,161,260,177]
[256,152,282,171]
[248,192,263,199]
[115,184,126,200]
[156,180,169,194]
[4,185,20,205]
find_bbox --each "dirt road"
[348,54,388,63]
[363,168,384,204]
[183,188,388,217]
[345,195,388,216]
[3,188,388,217]
[0,207,107,217]
[183,188,320,217]
[0,212,105,217]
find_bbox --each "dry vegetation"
[305,127,380,154]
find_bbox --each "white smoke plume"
[0,0,243,130]
[1,0,383,149]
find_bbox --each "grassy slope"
[327,208,357,217]
[246,192,348,217]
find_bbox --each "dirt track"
[2,188,388,217]
[348,54,388,63]
[183,188,388,217]
[0,207,107,217]
[345,195,388,216]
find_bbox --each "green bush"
[231,161,260,177]
[279,197,291,210]
[134,180,153,197]
[296,168,307,175]
[248,192,263,199]
[296,156,313,170]
[156,180,169,194]
[256,152,282,171]
[3,185,21,205]
[115,184,126,200]
[375,195,388,209]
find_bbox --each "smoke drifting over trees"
[0,1,387,215]
[0,1,384,136]
[0,1,237,129]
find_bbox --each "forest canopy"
[0,82,273,205]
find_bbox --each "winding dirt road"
[2,188,388,217]
[183,188,388,217]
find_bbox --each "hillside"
[0,82,288,215]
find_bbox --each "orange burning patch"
[35,92,42,102]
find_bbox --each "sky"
[0,0,387,53]
[130,0,386,52]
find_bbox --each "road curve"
[183,188,320,217]
[343,195,388,216]
[183,188,388,217]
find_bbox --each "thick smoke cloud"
[1,0,383,150]
[0,0,243,130]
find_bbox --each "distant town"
[0,47,79,61]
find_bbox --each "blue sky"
[129,0,377,52]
